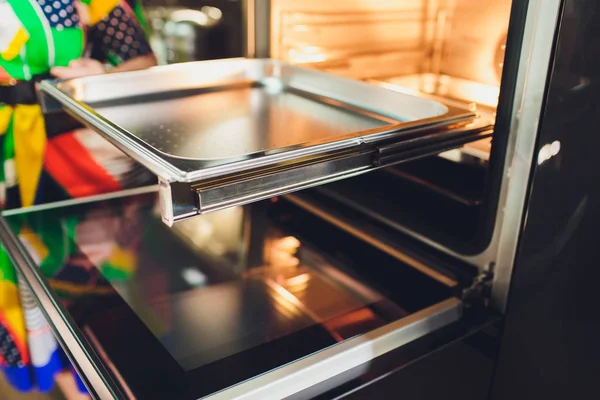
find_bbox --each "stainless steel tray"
[39,58,488,225]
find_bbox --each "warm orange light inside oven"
[288,46,328,64]
[375,75,501,109]
[271,0,511,112]
[265,235,301,269]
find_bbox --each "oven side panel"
[491,0,600,398]
[266,0,448,79]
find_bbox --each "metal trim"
[39,81,185,182]
[488,0,563,311]
[203,297,462,400]
[159,119,490,224]
[243,0,255,58]
[194,151,374,215]
[284,193,459,288]
[244,0,270,58]
[0,216,122,399]
[254,0,271,58]
[2,185,158,217]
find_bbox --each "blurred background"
[142,0,244,64]
[0,4,244,399]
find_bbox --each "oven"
[0,0,573,399]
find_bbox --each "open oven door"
[38,59,493,226]
[0,188,499,400]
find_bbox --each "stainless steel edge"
[243,0,270,58]
[181,116,470,183]
[2,185,158,217]
[162,117,491,222]
[252,0,271,58]
[0,217,123,400]
[487,0,563,311]
[242,0,255,58]
[203,297,462,400]
[284,193,459,288]
[195,152,373,214]
[38,81,185,182]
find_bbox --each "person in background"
[0,0,156,396]
[1,0,156,209]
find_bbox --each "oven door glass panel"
[0,190,461,399]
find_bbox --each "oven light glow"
[201,6,222,20]
[376,74,501,108]
[269,280,305,308]
[538,141,561,165]
[170,9,209,25]
[263,77,284,94]
[293,25,310,32]
[288,48,327,64]
[274,236,301,253]
[285,273,311,288]
[181,268,207,286]
[302,46,321,54]
[453,83,500,109]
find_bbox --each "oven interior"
[258,0,515,257]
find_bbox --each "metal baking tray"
[39,58,489,225]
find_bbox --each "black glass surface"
[492,1,600,399]
[5,192,452,399]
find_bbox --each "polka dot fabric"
[88,3,152,63]
[36,0,80,30]
[0,323,23,366]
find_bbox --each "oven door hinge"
[462,264,495,306]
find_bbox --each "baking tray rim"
[39,59,476,183]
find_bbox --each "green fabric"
[133,2,150,37]
[1,0,133,78]
[4,115,15,161]
[51,28,85,68]
[3,112,15,194]
[0,247,18,285]
[5,0,51,78]
[106,53,120,67]
[1,0,151,79]
[0,136,5,184]
[101,263,131,281]
[37,218,76,277]
[1,211,80,277]
[0,108,13,183]
[0,58,27,82]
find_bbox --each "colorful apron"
[0,0,153,394]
